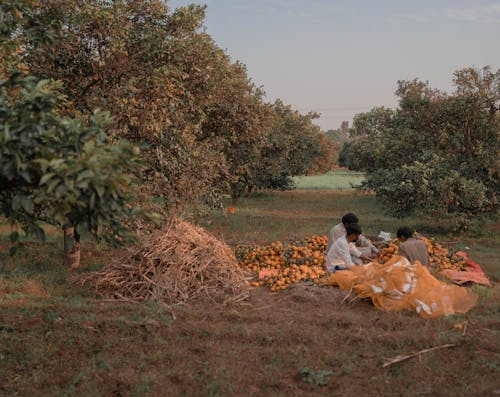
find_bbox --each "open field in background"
[292,169,365,190]
[1,180,499,396]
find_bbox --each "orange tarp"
[324,256,478,318]
[441,251,491,286]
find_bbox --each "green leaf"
[19,171,32,183]
[21,196,34,214]
[12,195,22,211]
[95,185,105,198]
[39,172,56,186]
[76,169,94,182]
[33,158,51,173]
[46,178,60,193]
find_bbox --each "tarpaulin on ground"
[441,251,491,286]
[324,256,478,318]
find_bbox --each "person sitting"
[326,212,379,257]
[326,224,371,272]
[396,227,430,267]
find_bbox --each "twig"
[382,343,456,368]
[347,294,361,305]
[341,283,354,304]
[246,304,273,312]
[462,320,468,337]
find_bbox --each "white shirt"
[327,223,362,260]
[327,223,346,252]
[326,235,355,272]
[326,222,379,255]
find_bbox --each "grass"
[292,169,365,190]
[210,191,499,275]
[0,185,499,396]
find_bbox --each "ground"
[1,189,499,396]
[1,276,498,397]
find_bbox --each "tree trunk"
[63,224,81,269]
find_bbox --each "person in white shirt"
[326,213,379,258]
[326,224,370,272]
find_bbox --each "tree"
[6,0,231,216]
[349,67,499,230]
[2,0,338,216]
[338,141,351,168]
[0,74,139,267]
[308,132,337,175]
[250,101,328,193]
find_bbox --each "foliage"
[338,141,351,167]
[244,101,333,196]
[307,132,338,174]
[1,0,332,215]
[299,367,333,386]
[0,73,139,243]
[347,66,499,229]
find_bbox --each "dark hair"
[342,213,359,225]
[397,227,413,239]
[346,223,362,236]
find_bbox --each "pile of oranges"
[235,235,328,292]
[237,233,467,292]
[378,235,467,271]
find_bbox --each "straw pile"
[81,218,250,308]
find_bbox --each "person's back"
[397,227,430,267]
[398,238,430,267]
[327,222,346,252]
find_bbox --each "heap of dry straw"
[81,218,249,308]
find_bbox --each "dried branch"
[80,218,249,308]
[382,344,456,368]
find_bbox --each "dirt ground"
[1,279,498,397]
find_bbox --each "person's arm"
[358,234,380,255]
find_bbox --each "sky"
[168,0,500,130]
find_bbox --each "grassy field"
[0,186,499,396]
[292,169,365,190]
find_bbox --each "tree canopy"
[0,74,139,249]
[1,0,333,216]
[346,66,499,229]
[0,0,335,264]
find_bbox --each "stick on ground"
[382,343,456,368]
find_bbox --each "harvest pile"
[236,235,328,291]
[81,219,250,307]
[237,233,469,292]
[378,235,468,271]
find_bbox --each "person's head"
[346,223,362,243]
[341,213,359,227]
[397,227,413,242]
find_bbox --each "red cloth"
[441,251,491,286]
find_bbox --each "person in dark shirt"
[396,227,430,267]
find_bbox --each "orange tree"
[248,101,331,194]
[9,0,233,214]
[3,0,335,215]
[347,66,499,230]
[0,74,139,267]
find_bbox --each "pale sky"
[168,0,500,130]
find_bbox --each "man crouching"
[326,224,372,272]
